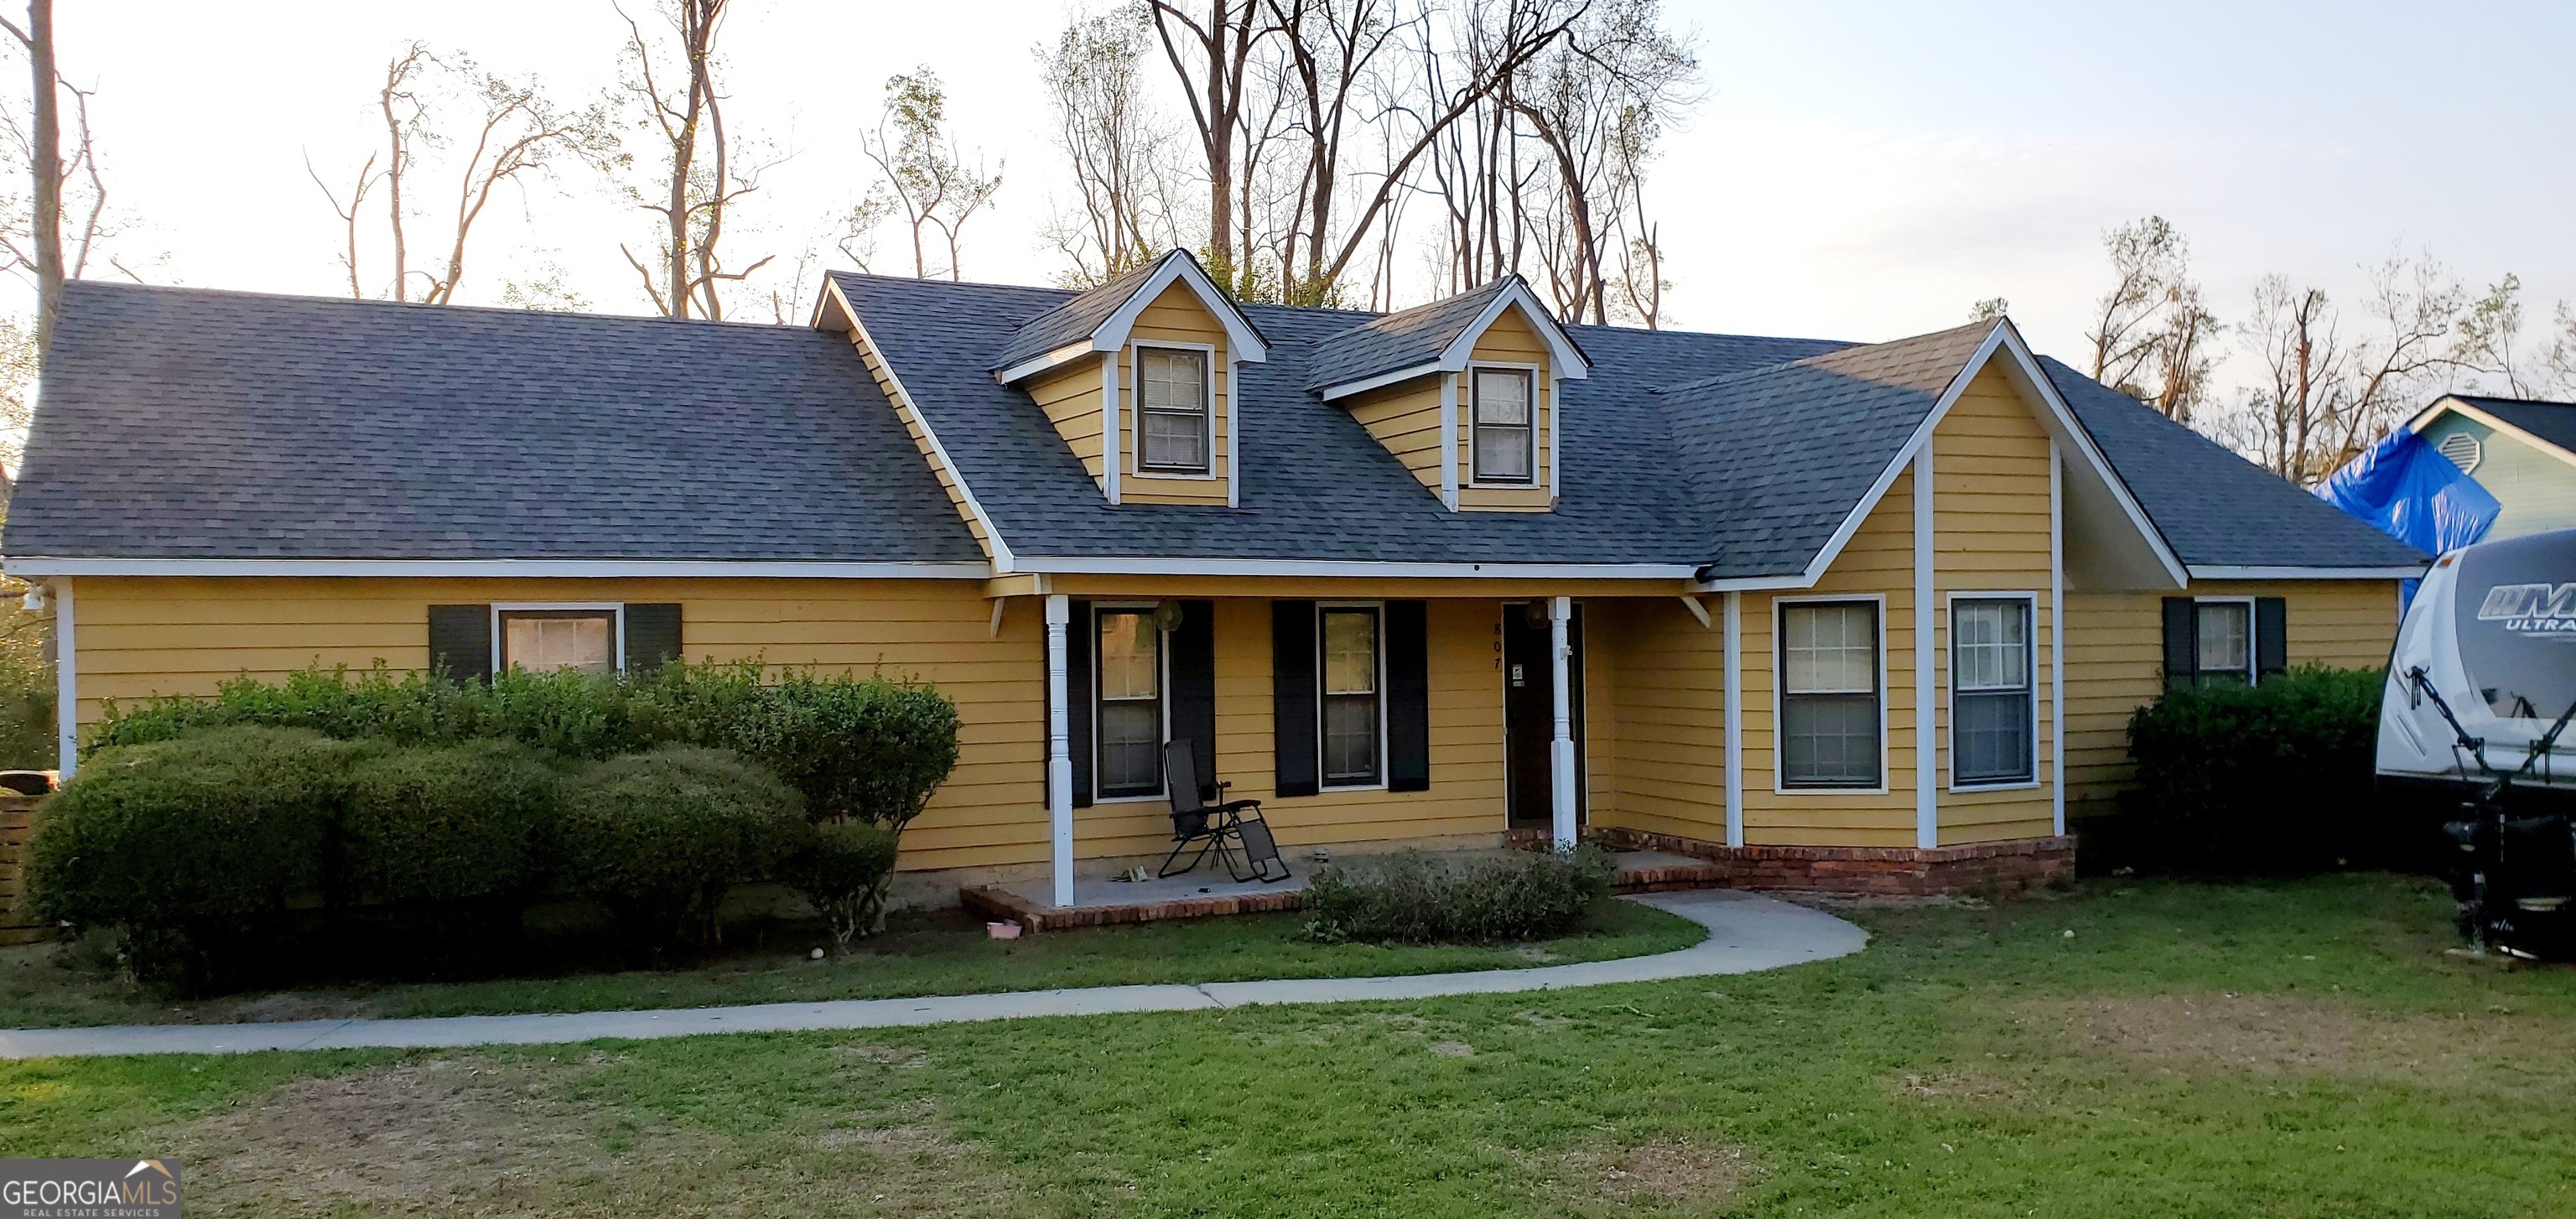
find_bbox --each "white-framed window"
[1470,366,1535,485]
[2195,598,2254,686]
[1136,345,1212,474]
[1095,606,1166,798]
[1951,595,2036,788]
[494,604,623,674]
[1320,604,1384,788]
[1778,598,1883,790]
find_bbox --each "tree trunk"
[28,0,59,353]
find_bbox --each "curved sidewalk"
[0,890,1867,1059]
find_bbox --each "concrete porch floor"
[961,849,1725,932]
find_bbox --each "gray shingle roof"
[1668,323,1997,579]
[985,254,1172,373]
[3,281,985,563]
[2043,357,2428,569]
[2450,394,2576,455]
[1302,278,1513,392]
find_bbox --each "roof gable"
[989,251,1268,382]
[1307,276,1589,399]
[2420,395,2576,464]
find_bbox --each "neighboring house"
[2,255,2425,901]
[2407,395,2576,540]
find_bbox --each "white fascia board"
[1005,556,1698,579]
[1,558,995,579]
[2417,397,2576,471]
[1317,361,1443,401]
[1436,281,1590,379]
[1093,254,1270,364]
[2187,564,2428,581]
[995,342,1099,386]
[825,278,1019,573]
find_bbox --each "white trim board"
[1001,557,1701,579]
[991,252,1270,385]
[2,558,995,579]
[2186,565,2426,581]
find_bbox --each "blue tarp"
[2316,428,2500,557]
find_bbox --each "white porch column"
[1722,590,1743,848]
[1044,594,1075,908]
[2049,439,2066,837]
[1548,594,1576,849]
[51,578,74,781]
[1913,444,1938,850]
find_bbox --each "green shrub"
[26,726,377,992]
[340,739,561,905]
[556,744,806,946]
[720,671,960,830]
[1301,845,1617,944]
[2122,665,2390,872]
[780,819,901,945]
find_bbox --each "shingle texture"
[1302,278,1514,392]
[2451,395,2576,457]
[985,254,1171,373]
[2044,358,2427,569]
[3,282,985,562]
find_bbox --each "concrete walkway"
[0,890,1866,1059]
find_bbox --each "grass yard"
[0,900,1703,1029]
[8,874,2576,1216]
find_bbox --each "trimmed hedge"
[1301,846,1617,944]
[340,739,560,905]
[782,819,902,946]
[2122,665,2392,871]
[26,727,381,991]
[556,745,808,947]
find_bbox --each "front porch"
[962,848,1728,933]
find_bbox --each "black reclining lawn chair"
[1157,739,1291,883]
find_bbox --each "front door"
[1503,602,1584,828]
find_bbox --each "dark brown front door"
[1503,602,1583,828]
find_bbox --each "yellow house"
[4,262,2426,905]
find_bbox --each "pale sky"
[43,0,2576,394]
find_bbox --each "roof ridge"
[60,279,816,332]
[1651,319,1992,399]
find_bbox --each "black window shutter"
[2160,597,2197,691]
[428,605,492,686]
[1272,599,1320,797]
[1170,600,1218,801]
[2255,597,2288,681]
[1067,599,1093,808]
[1386,600,1431,792]
[624,604,683,674]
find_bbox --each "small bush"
[556,745,806,946]
[340,739,561,905]
[780,819,901,945]
[2122,665,2392,872]
[721,671,960,830]
[26,726,377,992]
[1301,845,1616,944]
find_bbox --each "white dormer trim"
[996,253,1270,386]
[1436,280,1590,381]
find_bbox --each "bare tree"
[1039,7,1180,286]
[377,43,430,301]
[2236,275,2340,480]
[614,0,773,319]
[1148,0,1270,290]
[306,151,379,299]
[851,69,1004,282]
[1969,297,2010,324]
[0,0,55,350]
[2086,216,2221,420]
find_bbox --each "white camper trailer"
[2379,528,2576,803]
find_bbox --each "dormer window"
[1472,366,1535,485]
[1139,345,1212,475]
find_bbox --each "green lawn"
[8,875,2576,1217]
[0,900,1703,1029]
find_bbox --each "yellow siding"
[1457,308,1555,511]
[1929,368,2057,845]
[70,576,1047,874]
[1591,596,1730,843]
[1030,357,1107,487]
[2064,578,2401,814]
[1343,376,1446,498]
[1118,283,1233,506]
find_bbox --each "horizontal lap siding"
[1741,468,1918,848]
[1119,283,1232,506]
[71,577,1046,874]
[1345,378,1446,497]
[1594,597,1728,843]
[1078,599,1508,859]
[1030,359,1107,487]
[1933,372,2056,844]
[2064,578,2401,812]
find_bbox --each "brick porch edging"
[1516,826,2075,897]
[961,883,1309,934]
